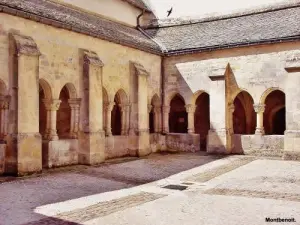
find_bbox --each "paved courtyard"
[1,153,300,225]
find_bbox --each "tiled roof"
[121,0,151,12]
[145,3,300,54]
[0,0,161,54]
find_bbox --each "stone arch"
[263,89,285,135]
[149,94,161,134]
[233,90,256,134]
[169,93,188,133]
[191,90,208,105]
[39,78,52,100]
[0,79,7,96]
[111,89,128,136]
[63,82,78,99]
[194,92,210,150]
[166,91,188,106]
[39,79,52,138]
[57,85,72,139]
[260,87,284,105]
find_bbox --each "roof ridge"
[145,1,300,29]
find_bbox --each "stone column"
[79,49,105,165]
[185,104,196,134]
[7,33,42,175]
[162,106,170,133]
[0,99,9,138]
[124,104,131,135]
[148,104,153,132]
[254,104,265,135]
[105,102,114,136]
[44,99,61,141]
[68,98,81,139]
[153,106,161,133]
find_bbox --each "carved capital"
[253,104,265,113]
[43,99,61,111]
[148,104,153,113]
[68,98,81,108]
[105,102,115,112]
[185,104,196,113]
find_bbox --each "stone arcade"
[0,0,299,175]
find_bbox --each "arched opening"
[149,109,154,133]
[263,90,285,135]
[149,94,160,134]
[169,94,187,133]
[233,91,256,134]
[57,86,71,139]
[0,79,7,140]
[194,92,210,151]
[111,91,123,136]
[39,84,47,138]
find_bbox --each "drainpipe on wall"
[136,10,168,135]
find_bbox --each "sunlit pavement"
[0,152,221,225]
[2,154,300,225]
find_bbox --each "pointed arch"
[151,93,161,106]
[194,92,210,150]
[233,90,256,134]
[169,93,187,133]
[262,89,285,135]
[115,89,128,104]
[260,87,284,105]
[63,82,77,99]
[0,79,7,96]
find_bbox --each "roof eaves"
[0,3,163,56]
[165,35,300,56]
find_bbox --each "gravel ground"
[0,152,220,225]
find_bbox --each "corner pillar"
[6,33,42,175]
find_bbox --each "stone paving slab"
[185,157,255,182]
[204,188,300,202]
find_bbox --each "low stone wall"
[42,139,78,168]
[105,136,130,159]
[232,134,284,156]
[0,144,6,174]
[165,133,200,152]
[149,133,167,152]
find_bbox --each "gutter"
[137,10,168,54]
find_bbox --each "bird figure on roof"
[167,7,173,17]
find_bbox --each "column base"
[79,131,105,165]
[207,129,230,154]
[255,128,265,135]
[5,133,42,176]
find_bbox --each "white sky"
[147,0,293,18]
